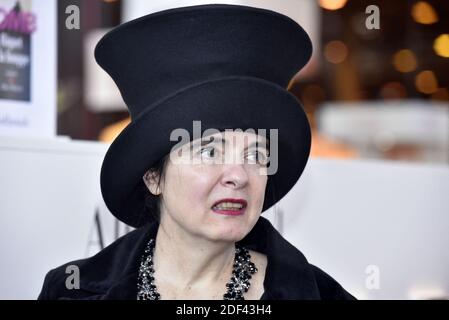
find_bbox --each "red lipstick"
[211,198,247,216]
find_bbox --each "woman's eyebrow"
[190,136,225,149]
[205,136,225,146]
[190,136,269,151]
[244,141,269,152]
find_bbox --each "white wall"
[0,136,129,299]
[279,157,449,299]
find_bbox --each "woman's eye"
[200,147,216,158]
[247,151,269,165]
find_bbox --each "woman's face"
[145,131,269,242]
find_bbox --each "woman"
[38,4,355,300]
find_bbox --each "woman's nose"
[221,162,249,189]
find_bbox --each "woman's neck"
[153,214,236,293]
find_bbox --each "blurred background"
[0,0,448,300]
[56,0,449,164]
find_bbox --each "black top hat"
[95,4,312,228]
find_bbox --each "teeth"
[213,202,244,210]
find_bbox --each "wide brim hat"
[95,4,312,228]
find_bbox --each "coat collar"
[78,216,321,299]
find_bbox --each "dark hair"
[143,154,169,222]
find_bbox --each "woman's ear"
[143,170,162,195]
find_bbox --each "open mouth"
[211,200,247,216]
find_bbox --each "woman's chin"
[204,223,250,242]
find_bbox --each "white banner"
[0,0,57,137]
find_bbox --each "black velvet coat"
[38,216,355,300]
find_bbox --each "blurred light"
[324,40,348,64]
[392,49,417,73]
[319,0,348,11]
[415,70,438,94]
[98,117,130,142]
[431,88,449,101]
[411,1,438,25]
[374,131,396,152]
[301,84,326,104]
[433,34,449,58]
[310,130,358,159]
[380,82,407,100]
[408,286,447,300]
[351,12,378,39]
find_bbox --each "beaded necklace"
[137,238,258,300]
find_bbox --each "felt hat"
[95,4,312,227]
